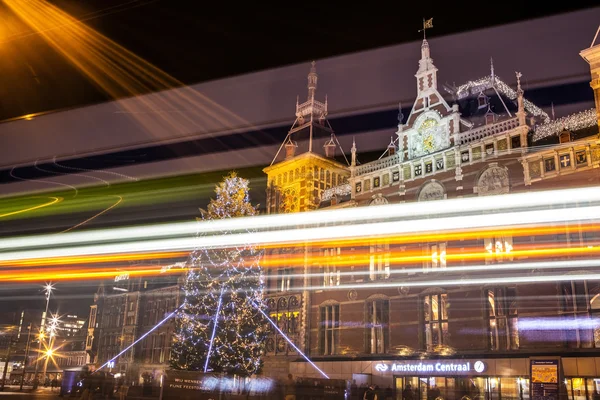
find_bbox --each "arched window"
[319,302,340,355]
[365,297,390,354]
[423,293,448,350]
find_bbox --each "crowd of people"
[349,382,394,400]
[75,368,129,400]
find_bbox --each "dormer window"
[478,93,488,109]
[485,112,496,125]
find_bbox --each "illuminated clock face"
[423,134,435,152]
[410,115,448,159]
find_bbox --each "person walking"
[117,377,129,400]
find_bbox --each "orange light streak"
[4,0,252,153]
[1,243,598,283]
[0,263,184,283]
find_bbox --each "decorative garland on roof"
[455,75,550,124]
[532,108,597,142]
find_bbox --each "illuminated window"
[319,304,339,355]
[369,241,390,280]
[484,236,513,264]
[478,93,488,108]
[487,287,519,350]
[423,294,448,350]
[423,243,446,272]
[322,248,341,287]
[560,281,600,348]
[366,299,389,354]
[277,268,293,292]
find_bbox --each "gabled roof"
[445,74,550,124]
[532,108,597,142]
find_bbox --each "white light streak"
[252,302,329,379]
[204,286,224,373]
[264,258,600,284]
[1,204,599,263]
[96,305,182,372]
[1,185,600,252]
[300,273,600,292]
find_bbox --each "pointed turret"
[515,71,526,126]
[308,61,318,100]
[415,39,439,99]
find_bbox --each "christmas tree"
[170,172,268,376]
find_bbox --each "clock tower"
[399,38,460,161]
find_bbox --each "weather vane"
[419,18,433,39]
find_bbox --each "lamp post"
[32,283,53,388]
[41,314,59,382]
[19,324,31,391]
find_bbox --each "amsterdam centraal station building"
[260,34,600,400]
[84,30,600,400]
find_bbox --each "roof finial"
[515,71,523,94]
[490,57,495,79]
[397,102,404,124]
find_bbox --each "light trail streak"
[97,305,183,372]
[4,0,252,157]
[1,204,599,263]
[301,272,600,292]
[252,301,329,379]
[204,287,225,373]
[263,258,600,284]
[1,185,599,252]
[52,156,138,182]
[1,241,597,270]
[0,251,187,267]
[0,264,183,282]
[60,195,123,233]
[0,197,62,218]
[0,255,598,285]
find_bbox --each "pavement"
[0,385,60,398]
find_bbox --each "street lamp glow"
[45,349,53,357]
[43,283,54,297]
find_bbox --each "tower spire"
[515,71,526,126]
[308,60,317,100]
[490,57,495,80]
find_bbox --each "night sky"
[0,1,596,121]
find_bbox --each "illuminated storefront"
[290,357,600,400]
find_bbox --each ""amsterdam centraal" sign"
[374,360,487,375]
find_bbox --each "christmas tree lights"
[170,172,268,377]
